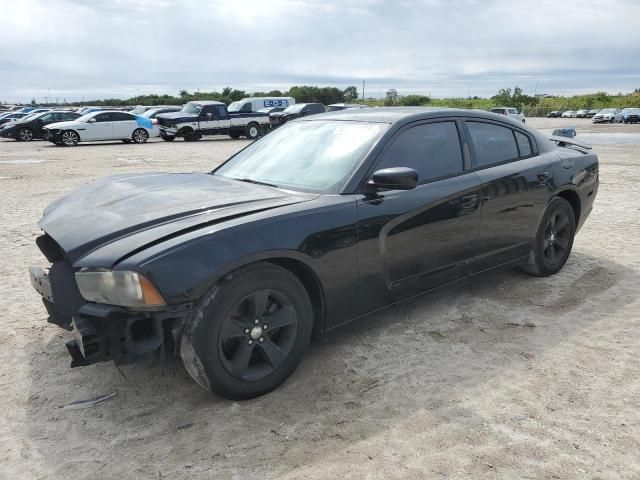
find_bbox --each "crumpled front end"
[29,233,191,368]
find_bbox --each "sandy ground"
[0,118,639,479]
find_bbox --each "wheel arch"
[201,253,327,335]
[555,188,581,225]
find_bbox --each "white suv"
[490,107,526,123]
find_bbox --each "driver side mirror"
[368,167,419,191]
[89,118,97,123]
[207,112,212,119]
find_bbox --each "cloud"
[1,0,639,102]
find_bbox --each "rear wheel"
[132,128,149,144]
[244,123,260,139]
[18,128,34,141]
[522,197,575,277]
[180,262,313,400]
[61,130,79,146]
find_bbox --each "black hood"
[39,172,315,265]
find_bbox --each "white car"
[490,107,526,123]
[42,110,154,146]
[561,110,576,118]
[592,108,620,123]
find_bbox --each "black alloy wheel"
[219,289,298,381]
[542,209,572,267]
[180,262,313,400]
[522,197,575,277]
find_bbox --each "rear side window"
[514,131,532,157]
[467,122,519,168]
[376,121,463,182]
[112,112,135,121]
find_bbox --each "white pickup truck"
[156,100,270,141]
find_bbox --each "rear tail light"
[151,119,158,125]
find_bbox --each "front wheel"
[522,197,575,277]
[160,132,175,142]
[61,130,79,146]
[132,128,149,144]
[18,128,34,142]
[180,262,313,400]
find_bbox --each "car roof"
[189,100,224,106]
[303,107,522,124]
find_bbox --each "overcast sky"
[2,0,639,102]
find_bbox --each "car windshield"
[283,104,305,114]
[76,112,100,123]
[18,112,42,122]
[600,109,616,113]
[215,120,388,193]
[227,101,245,113]
[181,103,203,115]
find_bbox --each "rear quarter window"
[467,121,519,168]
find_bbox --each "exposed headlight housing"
[75,270,166,308]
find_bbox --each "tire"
[17,128,34,142]
[229,131,241,139]
[183,129,201,142]
[180,262,313,400]
[132,128,149,144]
[522,197,576,277]
[61,130,79,146]
[244,123,260,139]
[160,132,175,142]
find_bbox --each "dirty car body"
[30,108,599,397]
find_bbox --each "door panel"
[471,151,552,270]
[84,113,113,141]
[356,173,481,313]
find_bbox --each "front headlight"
[75,270,166,308]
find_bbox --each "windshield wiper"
[236,178,279,188]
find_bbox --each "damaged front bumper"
[29,263,192,368]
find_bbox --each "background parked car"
[327,103,369,112]
[561,110,576,118]
[77,107,104,115]
[576,109,589,118]
[42,110,154,146]
[0,112,29,126]
[0,110,81,141]
[613,108,634,123]
[140,107,182,137]
[256,107,285,114]
[586,109,599,118]
[269,103,326,127]
[592,108,620,123]
[228,97,295,114]
[622,108,640,123]
[547,111,562,118]
[490,107,526,123]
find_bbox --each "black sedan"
[0,110,80,141]
[269,102,325,127]
[29,108,599,399]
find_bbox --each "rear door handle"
[537,171,550,183]
[461,194,479,209]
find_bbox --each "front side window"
[93,113,112,123]
[375,122,463,182]
[215,120,388,193]
[467,122,519,168]
[182,103,202,115]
